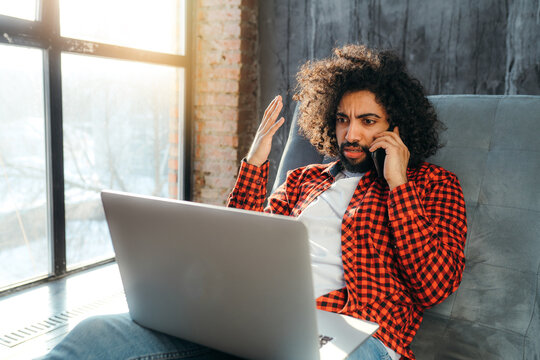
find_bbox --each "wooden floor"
[0,263,127,360]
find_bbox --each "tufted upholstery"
[273,95,540,360]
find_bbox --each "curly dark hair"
[293,44,444,167]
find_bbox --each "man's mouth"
[342,146,366,159]
[339,143,374,172]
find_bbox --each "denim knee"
[71,313,131,338]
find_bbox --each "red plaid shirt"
[227,160,467,359]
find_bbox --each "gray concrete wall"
[258,0,540,189]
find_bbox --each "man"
[42,45,466,360]
[226,45,466,360]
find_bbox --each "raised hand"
[245,95,285,167]
[369,126,410,190]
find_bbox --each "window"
[0,1,38,21]
[0,44,48,288]
[0,1,192,292]
[59,0,185,55]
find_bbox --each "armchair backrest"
[273,95,540,359]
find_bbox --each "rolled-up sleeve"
[226,160,269,211]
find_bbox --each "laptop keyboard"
[319,335,334,348]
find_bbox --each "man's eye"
[337,117,347,123]
[364,119,376,125]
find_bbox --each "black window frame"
[0,0,193,296]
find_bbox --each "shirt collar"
[323,161,342,178]
[323,160,378,181]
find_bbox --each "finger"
[262,95,282,122]
[390,126,406,146]
[373,129,404,146]
[267,117,285,136]
[263,95,280,117]
[370,134,400,150]
[260,97,281,130]
[368,140,388,153]
[373,129,399,139]
[260,116,285,137]
[261,98,283,131]
[268,97,283,121]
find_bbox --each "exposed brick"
[203,174,237,189]
[198,80,239,93]
[169,132,179,144]
[199,39,243,52]
[194,171,207,187]
[196,67,242,81]
[168,158,178,171]
[198,22,243,40]
[239,24,257,41]
[198,8,243,22]
[199,0,243,8]
[220,39,243,50]
[168,146,177,157]
[200,50,243,66]
[168,172,178,184]
[241,8,257,24]
[195,145,237,160]
[241,0,257,9]
[198,24,237,39]
[193,0,258,203]
[168,185,178,199]
[222,23,242,38]
[195,93,239,107]
[197,188,229,206]
[197,134,238,148]
[196,120,238,134]
[194,159,237,173]
[195,108,239,123]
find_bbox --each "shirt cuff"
[235,158,269,193]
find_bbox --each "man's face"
[335,90,390,172]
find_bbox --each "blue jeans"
[40,313,391,360]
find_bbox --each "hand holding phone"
[370,125,394,178]
[369,125,410,190]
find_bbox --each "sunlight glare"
[59,0,185,55]
[0,0,38,21]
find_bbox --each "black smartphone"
[371,148,386,178]
[370,125,395,178]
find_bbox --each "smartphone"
[370,125,395,178]
[371,148,386,178]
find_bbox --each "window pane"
[59,0,186,55]
[0,0,38,21]
[62,54,184,269]
[0,44,48,290]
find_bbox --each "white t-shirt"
[297,171,361,298]
[297,170,400,360]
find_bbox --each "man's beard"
[338,142,375,173]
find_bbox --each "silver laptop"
[101,190,378,360]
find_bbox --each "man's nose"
[345,120,365,143]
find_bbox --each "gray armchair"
[273,95,540,360]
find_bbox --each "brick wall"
[168,96,180,199]
[192,0,258,205]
